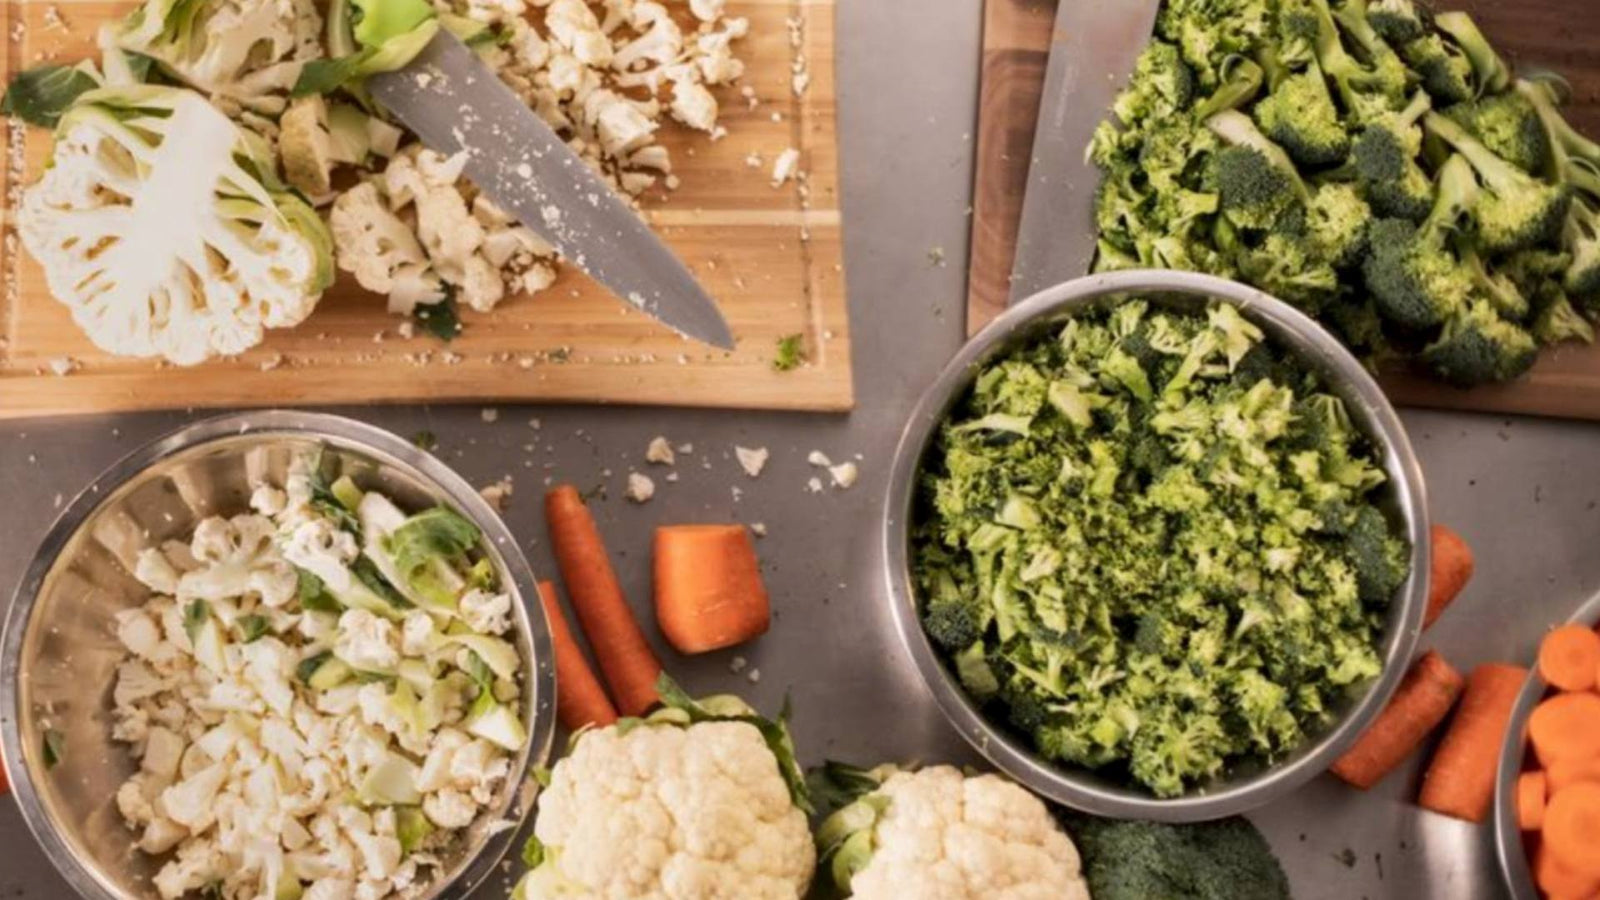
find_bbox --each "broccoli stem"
[1517,79,1600,171]
[1433,12,1510,96]
[1206,109,1310,202]
[1425,112,1531,197]
[1422,154,1481,244]
[1192,57,1264,122]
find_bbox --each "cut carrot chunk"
[1418,663,1528,823]
[1518,770,1548,831]
[1331,650,1463,789]
[1424,525,1474,629]
[1529,692,1600,768]
[1537,842,1600,898]
[1544,782,1600,878]
[1540,625,1600,693]
[654,524,770,654]
[1548,756,1600,794]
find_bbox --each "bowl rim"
[0,410,557,900]
[1493,589,1600,899]
[880,269,1431,822]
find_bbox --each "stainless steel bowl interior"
[0,411,556,900]
[883,269,1431,822]
[1494,590,1600,900]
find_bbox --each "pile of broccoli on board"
[1090,0,1600,387]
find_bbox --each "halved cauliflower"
[816,765,1090,900]
[514,679,815,899]
[17,85,334,365]
[115,0,322,113]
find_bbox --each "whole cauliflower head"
[517,693,815,899]
[18,85,333,365]
[821,765,1089,900]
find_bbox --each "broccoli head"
[1351,90,1434,221]
[1433,11,1511,96]
[1253,63,1349,166]
[1564,199,1600,304]
[919,567,990,652]
[1427,111,1571,254]
[1367,0,1426,43]
[1423,300,1539,386]
[1400,33,1474,105]
[1066,815,1293,900]
[1443,92,1549,175]
[1206,109,1308,230]
[1236,232,1340,312]
[1516,78,1600,172]
[1361,154,1479,330]
[1155,0,1273,90]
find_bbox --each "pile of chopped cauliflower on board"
[6,0,760,364]
[109,454,527,899]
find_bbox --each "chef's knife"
[370,31,735,349]
[1008,0,1162,304]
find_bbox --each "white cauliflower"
[17,86,333,365]
[515,685,814,900]
[329,182,446,314]
[178,513,298,606]
[815,765,1089,900]
[115,0,322,112]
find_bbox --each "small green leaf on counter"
[1,64,97,126]
[412,430,438,452]
[414,292,462,342]
[773,333,805,371]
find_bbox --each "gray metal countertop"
[2,3,1597,897]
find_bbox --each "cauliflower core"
[18,86,332,365]
[841,766,1089,900]
[525,719,815,899]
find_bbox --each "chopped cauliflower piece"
[645,436,675,465]
[772,147,801,187]
[736,445,770,478]
[625,472,656,503]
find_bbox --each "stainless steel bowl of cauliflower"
[0,411,555,900]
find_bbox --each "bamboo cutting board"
[0,0,851,418]
[969,0,1600,421]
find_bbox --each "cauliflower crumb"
[750,522,767,537]
[481,407,500,423]
[625,472,656,504]
[806,450,831,467]
[806,477,823,493]
[479,476,514,511]
[829,462,859,489]
[771,148,801,187]
[645,436,676,465]
[735,446,769,478]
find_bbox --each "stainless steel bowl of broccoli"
[883,269,1430,821]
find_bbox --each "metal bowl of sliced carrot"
[1493,589,1600,900]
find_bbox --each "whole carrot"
[545,485,662,716]
[1418,663,1529,823]
[537,581,618,732]
[1424,524,1474,629]
[1331,650,1465,789]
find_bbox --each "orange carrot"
[1418,663,1529,823]
[1548,756,1600,793]
[1519,770,1549,831]
[1539,625,1600,693]
[537,581,619,732]
[1536,843,1600,898]
[1544,782,1600,877]
[544,485,662,716]
[1331,650,1464,789]
[1529,692,1600,768]
[654,525,771,654]
[1424,524,1474,629]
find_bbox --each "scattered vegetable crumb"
[828,462,859,489]
[625,472,656,504]
[735,446,769,478]
[479,476,514,511]
[773,333,805,371]
[771,148,801,187]
[646,436,676,466]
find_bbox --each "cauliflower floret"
[669,77,719,133]
[179,514,297,606]
[116,0,321,111]
[422,787,478,829]
[115,608,164,660]
[459,589,512,635]
[279,95,336,196]
[401,610,438,656]
[330,181,445,312]
[18,87,331,365]
[612,2,682,71]
[831,766,1089,900]
[525,718,813,899]
[117,775,158,825]
[335,609,401,672]
[545,0,612,66]
[279,516,359,594]
[134,549,181,595]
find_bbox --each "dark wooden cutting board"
[967,0,1600,420]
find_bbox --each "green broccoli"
[1331,0,1412,100]
[1344,505,1408,605]
[1362,154,1479,329]
[1400,32,1475,105]
[1236,232,1341,311]
[1191,57,1266,122]
[1253,61,1350,165]
[1114,41,1196,125]
[1367,0,1426,43]
[1458,238,1530,320]
[1423,300,1539,386]
[1427,111,1570,254]
[1533,293,1596,345]
[1433,11,1511,96]
[1443,91,1548,175]
[1273,0,1321,69]
[1065,814,1292,900]
[1155,0,1273,90]
[1562,198,1600,304]
[1310,0,1405,123]
[1206,109,1309,230]
[1305,181,1372,266]
[1516,78,1600,172]
[1350,90,1435,221]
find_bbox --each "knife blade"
[1008,0,1162,304]
[369,31,734,349]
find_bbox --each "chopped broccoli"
[1422,300,1539,386]
[1443,91,1548,175]
[1254,62,1350,165]
[1533,293,1596,345]
[1350,90,1435,221]
[1343,504,1409,605]
[1361,154,1479,329]
[1206,109,1308,229]
[1331,0,1412,100]
[1432,11,1511,95]
[1191,57,1266,122]
[1427,111,1570,254]
[1304,181,1372,266]
[919,568,989,652]
[1563,199,1600,303]
[1367,0,1426,44]
[1115,41,1196,124]
[1516,78,1600,173]
[1400,32,1475,105]
[773,333,805,371]
[1458,238,1530,320]
[1155,0,1273,90]
[1065,814,1293,900]
[1310,0,1405,124]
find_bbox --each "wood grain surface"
[967,0,1600,420]
[0,0,853,418]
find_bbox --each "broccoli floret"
[1305,181,1372,266]
[1206,109,1308,230]
[1156,0,1273,90]
[1427,111,1571,254]
[1443,92,1549,175]
[1331,0,1412,99]
[1236,232,1340,311]
[1362,154,1479,329]
[1192,57,1266,122]
[920,569,989,651]
[1400,33,1474,105]
[1433,11,1511,96]
[1367,0,1425,43]
[1563,199,1600,303]
[1502,247,1574,297]
[1066,815,1292,900]
[1324,296,1396,362]
[1516,78,1600,173]
[1115,41,1196,125]
[1533,293,1596,345]
[1344,505,1407,605]
[1310,0,1405,123]
[1458,239,1530,321]
[1253,62,1349,165]
[1350,89,1434,221]
[1273,0,1321,69]
[1423,300,1539,386]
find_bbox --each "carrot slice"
[1331,650,1464,789]
[654,524,771,654]
[1424,524,1474,629]
[544,485,662,716]
[1418,663,1529,823]
[1548,756,1600,794]
[1529,692,1600,768]
[537,581,619,732]
[1518,770,1549,831]
[1536,842,1600,898]
[1545,782,1600,877]
[1539,625,1600,692]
